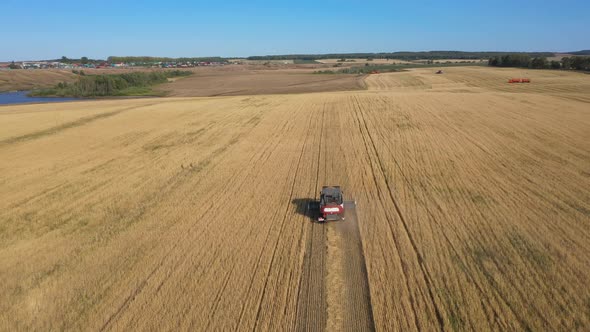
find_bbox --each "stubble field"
[1,66,589,331]
[0,69,78,92]
[157,67,364,97]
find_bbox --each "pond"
[0,91,78,106]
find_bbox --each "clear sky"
[2,0,589,61]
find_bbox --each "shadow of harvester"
[291,198,320,223]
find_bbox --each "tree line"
[247,51,553,61]
[488,54,590,71]
[568,50,590,56]
[48,56,104,64]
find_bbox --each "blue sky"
[2,0,589,61]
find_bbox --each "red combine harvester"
[508,78,531,83]
[318,186,345,222]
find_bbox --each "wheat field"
[1,67,589,331]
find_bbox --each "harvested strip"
[326,202,375,332]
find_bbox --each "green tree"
[570,56,590,70]
[530,57,548,69]
[561,57,571,69]
[81,57,89,64]
[488,54,531,68]
[550,60,561,69]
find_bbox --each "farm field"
[0,67,589,331]
[157,68,364,97]
[0,68,183,93]
[0,68,186,93]
[0,69,78,92]
[316,58,409,65]
[0,66,364,97]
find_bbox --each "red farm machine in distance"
[508,78,531,83]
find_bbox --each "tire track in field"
[351,94,445,330]
[145,101,301,330]
[372,95,513,329]
[348,96,421,330]
[0,103,158,147]
[97,101,288,331]
[415,94,567,329]
[151,101,305,329]
[252,101,317,331]
[98,237,177,332]
[320,98,375,331]
[220,104,308,329]
[295,219,327,332]
[368,95,531,330]
[370,97,510,330]
[234,109,305,329]
[296,100,375,331]
[295,101,327,332]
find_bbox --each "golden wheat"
[1,67,588,331]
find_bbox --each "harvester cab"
[318,186,345,222]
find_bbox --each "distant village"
[0,60,227,70]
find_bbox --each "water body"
[0,91,78,106]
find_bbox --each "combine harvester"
[508,78,531,83]
[317,186,355,222]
